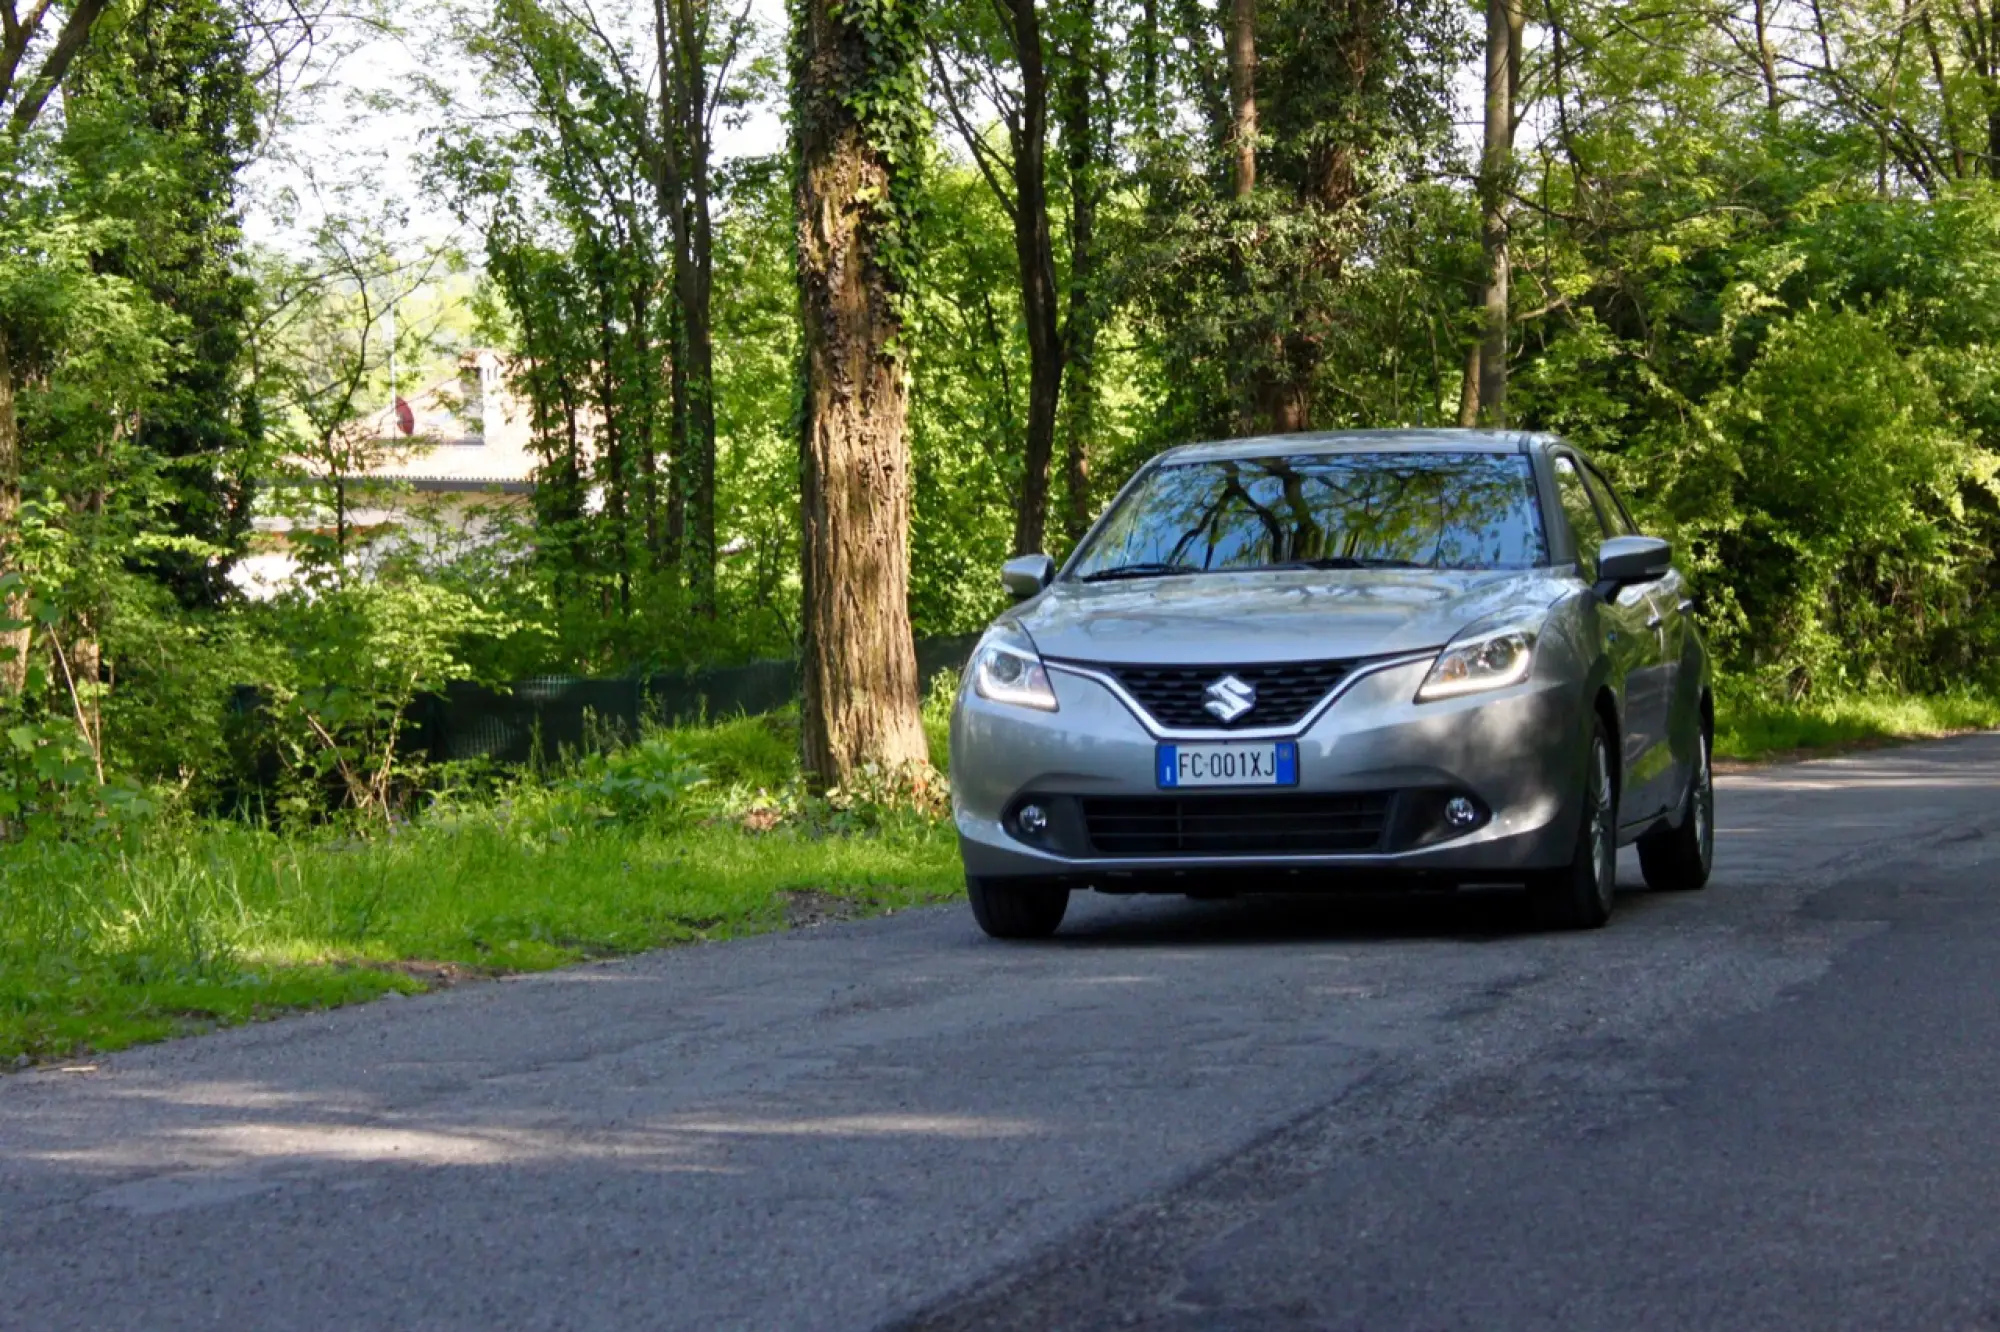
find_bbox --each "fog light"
[1444,796,1479,829]
[1018,804,1049,836]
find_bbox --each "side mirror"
[1594,535,1671,597]
[1001,554,1056,601]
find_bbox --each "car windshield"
[1068,451,1549,581]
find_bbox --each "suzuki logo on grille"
[1203,674,1257,723]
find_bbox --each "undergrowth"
[1,705,961,1064]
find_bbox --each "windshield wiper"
[1268,556,1429,571]
[1078,562,1202,583]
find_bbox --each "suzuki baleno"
[949,430,1714,938]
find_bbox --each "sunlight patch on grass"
[1,815,962,1064]
[1715,690,2000,763]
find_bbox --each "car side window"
[1581,464,1638,537]
[1552,455,1609,578]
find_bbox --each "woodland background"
[6,0,2000,1054]
[6,0,2000,815]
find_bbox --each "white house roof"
[336,349,548,492]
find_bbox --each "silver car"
[949,429,1714,938]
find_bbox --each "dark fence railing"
[403,634,981,766]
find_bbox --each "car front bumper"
[950,655,1589,886]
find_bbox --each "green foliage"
[906,160,1026,632]
[63,0,266,608]
[540,737,709,831]
[256,579,514,821]
[1676,309,1985,690]
[8,0,2000,867]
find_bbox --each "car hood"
[1015,569,1570,666]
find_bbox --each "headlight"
[1417,625,1537,701]
[971,623,1060,712]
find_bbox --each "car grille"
[1098,659,1356,730]
[1080,792,1392,856]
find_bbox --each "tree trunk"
[0,331,26,696]
[1058,4,1101,542]
[1920,9,1967,178]
[1456,343,1481,426]
[1000,0,1064,559]
[1226,0,1284,433]
[594,298,632,611]
[1751,0,1780,112]
[666,313,688,564]
[631,283,663,567]
[1475,0,1522,426]
[684,154,719,616]
[794,0,929,788]
[1227,0,1257,199]
[658,0,720,613]
[655,0,689,579]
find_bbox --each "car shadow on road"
[1049,879,1669,948]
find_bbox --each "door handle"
[1646,612,1665,631]
[1678,599,1695,614]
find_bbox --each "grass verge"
[2,706,963,1065]
[1,816,961,1063]
[1714,689,2000,764]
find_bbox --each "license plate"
[1157,741,1299,789]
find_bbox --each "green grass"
[1,705,966,1064]
[1715,689,2000,762]
[1,814,962,1062]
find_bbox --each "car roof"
[1156,428,1550,464]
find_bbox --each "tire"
[1528,719,1618,931]
[966,876,1070,940]
[1638,725,1714,892]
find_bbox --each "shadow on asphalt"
[1047,880,1673,948]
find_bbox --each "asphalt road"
[7,736,2000,1331]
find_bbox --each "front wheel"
[1528,720,1618,931]
[1638,727,1714,892]
[966,876,1070,940]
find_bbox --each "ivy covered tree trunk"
[792,0,929,787]
[1058,10,1100,543]
[0,332,25,696]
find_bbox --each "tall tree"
[433,0,675,619]
[69,0,265,607]
[1227,0,1256,199]
[1054,0,1106,540]
[931,0,1116,554]
[654,0,752,615]
[1462,0,1521,426]
[0,0,112,696]
[792,0,930,785]
[1230,0,1437,433]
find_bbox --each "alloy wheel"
[1590,737,1616,912]
[1693,732,1714,872]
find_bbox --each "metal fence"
[403,635,981,766]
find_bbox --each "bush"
[1674,308,1993,694]
[255,579,514,822]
